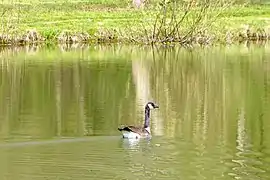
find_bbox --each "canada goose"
[118,102,159,139]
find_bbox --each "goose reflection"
[120,137,152,150]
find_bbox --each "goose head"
[146,101,159,110]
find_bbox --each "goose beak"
[154,104,159,109]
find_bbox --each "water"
[0,43,270,180]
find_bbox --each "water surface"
[0,43,270,179]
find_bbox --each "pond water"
[0,43,269,180]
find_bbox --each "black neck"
[144,106,150,128]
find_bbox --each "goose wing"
[118,126,146,134]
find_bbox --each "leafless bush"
[140,0,235,45]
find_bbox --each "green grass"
[0,0,270,45]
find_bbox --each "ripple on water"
[0,136,269,180]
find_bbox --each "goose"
[118,102,159,139]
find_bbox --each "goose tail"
[118,127,125,131]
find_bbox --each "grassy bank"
[0,0,270,45]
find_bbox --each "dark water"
[0,43,270,180]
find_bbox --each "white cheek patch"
[148,103,154,109]
[145,127,151,133]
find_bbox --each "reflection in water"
[0,44,270,179]
[132,58,164,136]
[121,138,141,150]
[121,137,152,151]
